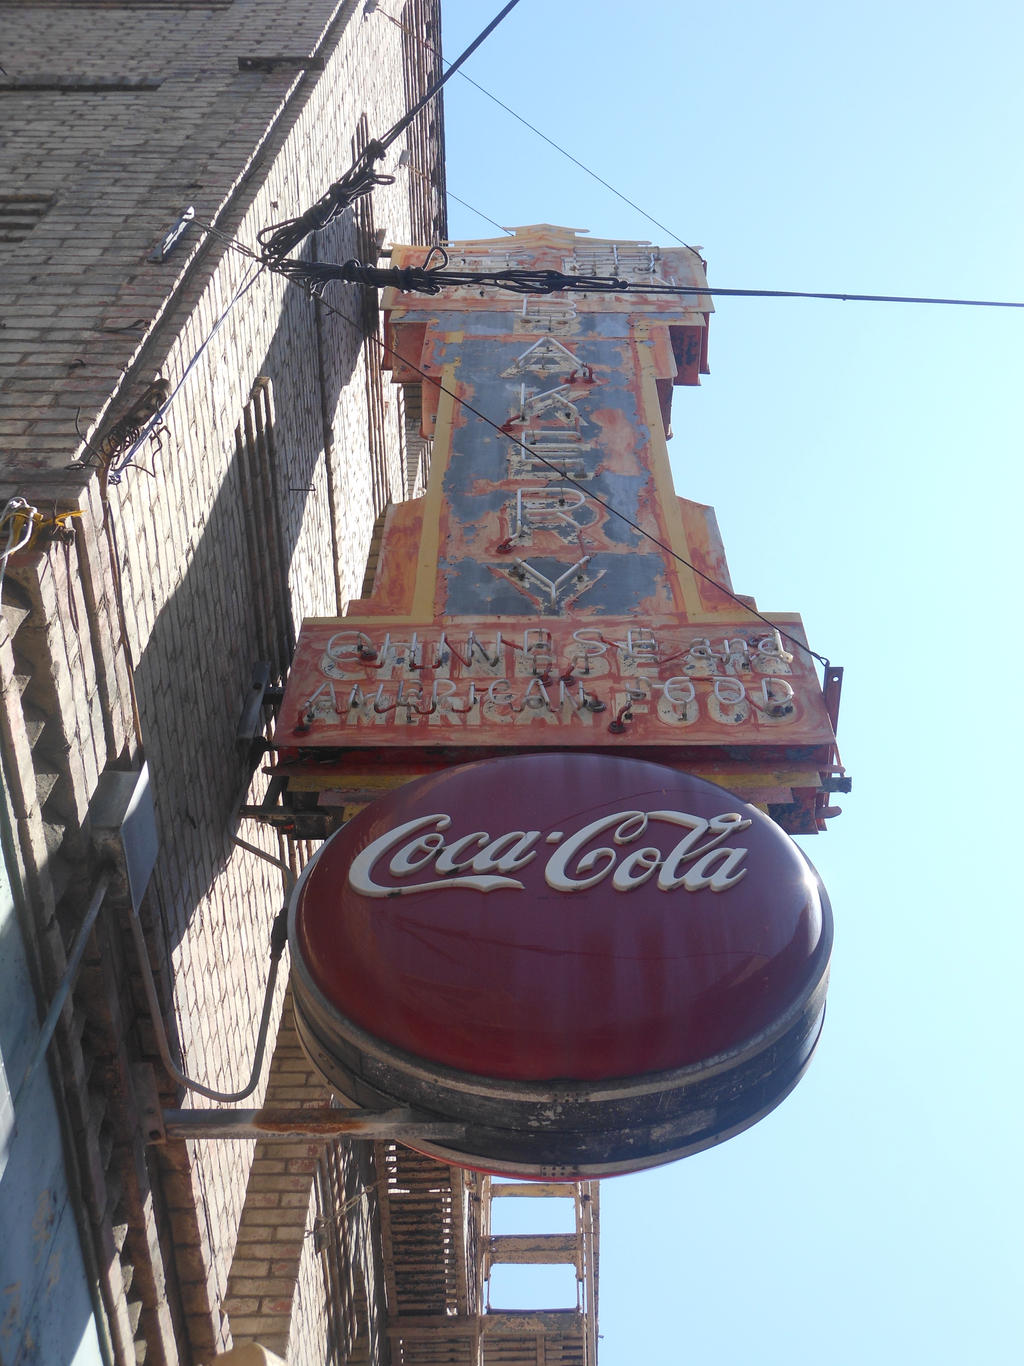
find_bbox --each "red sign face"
[291,754,828,1084]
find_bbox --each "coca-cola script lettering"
[347,809,753,899]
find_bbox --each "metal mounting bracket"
[155,1107,467,1144]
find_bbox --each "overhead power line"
[404,158,514,237]
[258,0,524,263]
[372,3,701,256]
[260,246,1024,311]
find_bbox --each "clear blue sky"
[432,2,1024,1362]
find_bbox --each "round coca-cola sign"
[289,753,832,1177]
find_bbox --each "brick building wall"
[0,1,446,1361]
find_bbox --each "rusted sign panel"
[274,226,840,830]
[281,616,832,748]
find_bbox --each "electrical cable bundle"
[258,1,523,270]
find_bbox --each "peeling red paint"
[590,406,640,472]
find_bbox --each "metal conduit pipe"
[128,901,287,1104]
[0,790,118,1366]
[116,772,295,1105]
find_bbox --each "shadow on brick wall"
[128,252,373,1074]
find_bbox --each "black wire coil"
[257,143,394,265]
[264,243,644,300]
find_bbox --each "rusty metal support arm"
[156,1106,467,1143]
